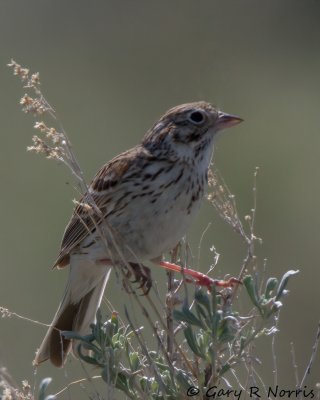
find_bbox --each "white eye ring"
[188,110,205,125]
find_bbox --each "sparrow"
[34,101,242,367]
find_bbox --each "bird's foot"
[126,262,152,294]
[97,258,152,294]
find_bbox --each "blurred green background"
[1,0,320,398]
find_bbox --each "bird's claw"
[126,262,152,295]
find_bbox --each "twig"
[290,342,300,387]
[0,306,51,329]
[197,222,212,268]
[271,311,280,387]
[53,376,101,397]
[300,320,320,388]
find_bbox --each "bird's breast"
[104,163,208,261]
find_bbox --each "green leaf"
[211,309,222,337]
[61,330,91,341]
[219,362,231,376]
[115,373,133,397]
[195,289,211,315]
[175,369,194,391]
[243,275,261,308]
[184,326,204,358]
[195,303,210,327]
[77,350,102,366]
[38,378,53,400]
[276,270,299,301]
[104,320,116,341]
[217,317,238,343]
[210,285,218,314]
[198,331,211,361]
[101,364,115,384]
[129,351,140,371]
[265,277,278,299]
[173,307,204,328]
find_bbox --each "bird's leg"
[97,258,241,291]
[158,261,241,290]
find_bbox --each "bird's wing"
[53,145,153,268]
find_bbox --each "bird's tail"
[34,260,111,367]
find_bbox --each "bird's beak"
[216,111,243,131]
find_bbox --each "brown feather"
[49,286,97,367]
[53,145,156,268]
[49,302,78,367]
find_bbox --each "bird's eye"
[188,111,205,124]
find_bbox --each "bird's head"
[142,101,243,163]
